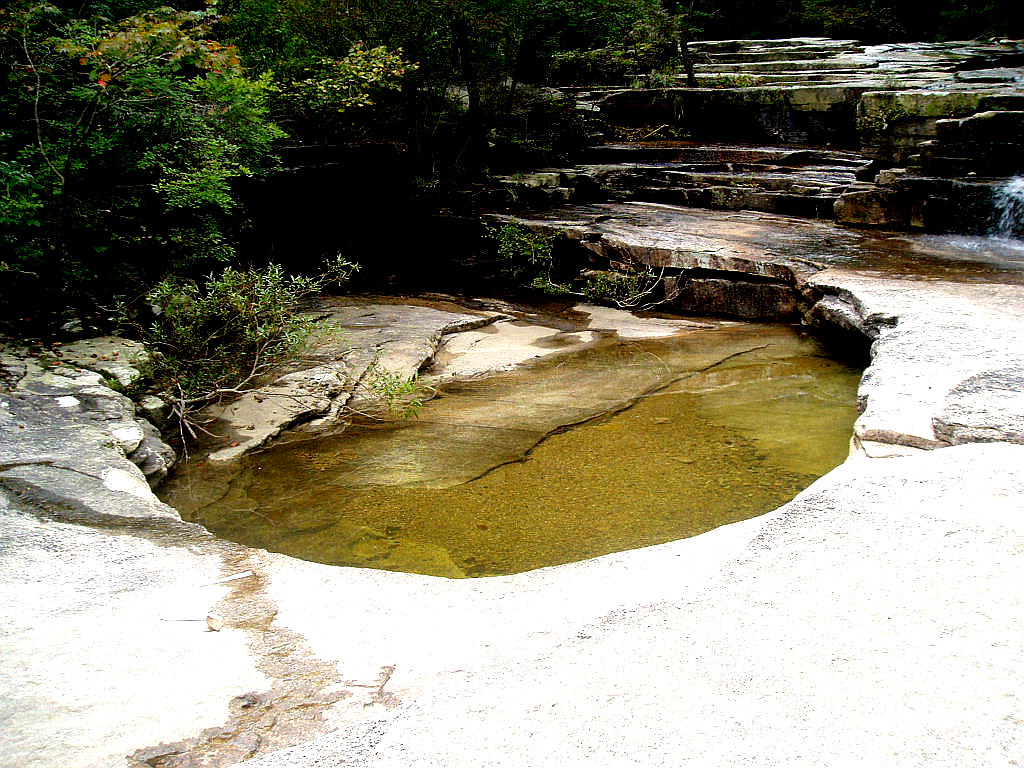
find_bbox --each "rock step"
[627,186,839,219]
[697,58,879,73]
[690,37,862,53]
[596,86,872,145]
[499,143,869,220]
[579,144,868,167]
[701,46,863,64]
[641,169,853,190]
[692,72,949,86]
[589,165,851,201]
[705,50,838,64]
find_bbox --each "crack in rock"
[127,549,399,767]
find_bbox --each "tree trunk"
[681,0,698,87]
[664,0,698,86]
[452,14,487,174]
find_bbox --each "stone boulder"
[0,349,175,488]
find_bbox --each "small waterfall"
[992,176,1024,239]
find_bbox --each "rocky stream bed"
[3,36,1024,768]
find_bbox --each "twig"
[609,266,667,310]
[20,12,64,184]
[640,124,670,140]
[199,571,253,586]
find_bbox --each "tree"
[0,1,283,329]
[217,0,660,175]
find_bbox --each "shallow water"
[162,322,861,577]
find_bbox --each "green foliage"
[630,68,684,89]
[365,365,427,419]
[529,275,573,295]
[218,0,664,174]
[487,222,566,289]
[857,99,910,136]
[701,74,766,89]
[584,270,642,301]
[549,47,638,86]
[881,74,906,91]
[0,1,285,329]
[139,256,358,404]
[582,268,662,306]
[268,43,412,140]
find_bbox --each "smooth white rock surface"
[242,442,1024,767]
[3,264,1024,767]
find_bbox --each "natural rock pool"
[161,317,861,577]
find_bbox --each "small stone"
[206,613,225,632]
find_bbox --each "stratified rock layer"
[503,38,1024,234]
[3,36,1024,768]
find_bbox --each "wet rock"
[807,269,1024,450]
[860,91,1024,166]
[591,38,1024,163]
[0,491,271,768]
[0,350,176,492]
[56,336,151,389]
[834,186,909,227]
[925,110,1024,176]
[199,298,504,462]
[933,367,1024,444]
[137,394,172,427]
[665,276,803,320]
[129,420,178,487]
[565,38,1024,232]
[835,174,1000,233]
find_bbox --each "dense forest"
[1,0,1020,340]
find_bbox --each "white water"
[992,175,1024,239]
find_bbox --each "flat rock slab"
[519,202,1024,285]
[3,221,1024,765]
[238,442,1024,768]
[0,492,267,768]
[54,336,150,388]
[201,298,502,462]
[808,268,1024,450]
[427,302,714,382]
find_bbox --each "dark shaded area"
[234,145,488,293]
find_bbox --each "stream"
[161,316,861,577]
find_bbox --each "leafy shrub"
[268,44,412,141]
[582,268,664,307]
[364,365,428,419]
[136,256,357,438]
[0,3,286,329]
[490,223,553,276]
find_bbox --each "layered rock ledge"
[503,37,1024,235]
[2,209,1023,765]
[3,33,1024,765]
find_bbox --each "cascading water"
[992,176,1024,239]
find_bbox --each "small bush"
[365,365,427,419]
[582,268,664,307]
[486,222,569,294]
[135,256,357,439]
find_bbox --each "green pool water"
[161,322,861,577]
